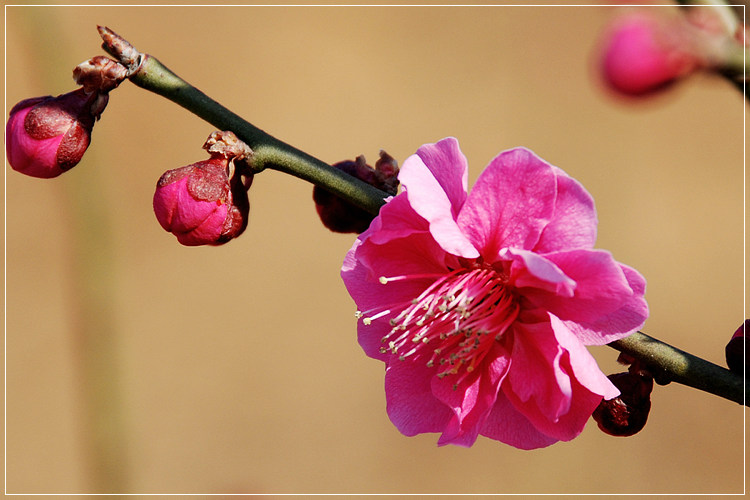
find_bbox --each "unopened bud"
[725,320,749,375]
[153,131,253,246]
[313,150,399,233]
[6,56,126,178]
[599,11,710,96]
[592,370,653,437]
[6,89,104,178]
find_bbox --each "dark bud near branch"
[592,360,654,437]
[725,320,749,376]
[313,150,399,233]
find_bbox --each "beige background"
[5,2,746,495]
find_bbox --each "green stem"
[99,27,747,407]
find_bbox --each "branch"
[609,331,747,406]
[97,26,388,217]
[97,26,747,408]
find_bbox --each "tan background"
[5,1,746,495]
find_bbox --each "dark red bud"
[313,150,399,233]
[592,371,653,437]
[725,320,749,375]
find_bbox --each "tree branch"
[609,331,746,406]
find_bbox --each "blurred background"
[5,1,746,495]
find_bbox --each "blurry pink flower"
[5,89,105,178]
[153,157,250,246]
[342,137,648,449]
[600,11,710,96]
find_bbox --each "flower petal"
[365,193,428,246]
[549,314,620,399]
[502,247,576,297]
[457,147,557,260]
[480,392,559,449]
[534,166,598,253]
[431,343,510,447]
[503,318,609,442]
[399,138,479,258]
[564,263,649,345]
[385,360,452,437]
[505,321,573,422]
[519,249,638,325]
[414,137,469,214]
[341,239,391,361]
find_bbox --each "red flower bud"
[725,320,749,375]
[592,370,653,437]
[153,131,253,246]
[599,11,710,96]
[6,56,126,178]
[313,150,399,233]
[6,89,105,178]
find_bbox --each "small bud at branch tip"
[97,25,143,77]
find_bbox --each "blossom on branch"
[341,137,648,449]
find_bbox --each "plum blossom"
[341,137,648,449]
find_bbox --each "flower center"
[359,266,519,385]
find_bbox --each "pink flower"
[600,11,709,96]
[341,137,648,449]
[5,89,105,178]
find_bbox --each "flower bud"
[725,320,749,375]
[6,56,126,178]
[592,370,653,437]
[313,150,399,233]
[6,89,102,178]
[599,11,710,96]
[153,131,253,246]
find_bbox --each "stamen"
[364,267,519,381]
[378,273,444,284]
